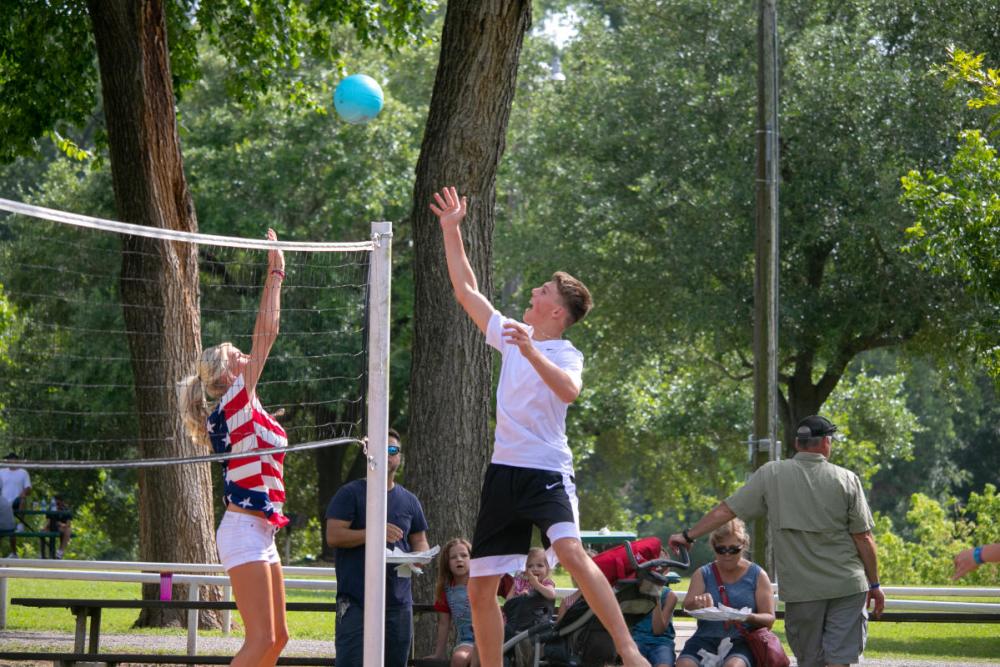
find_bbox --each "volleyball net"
[0,198,392,470]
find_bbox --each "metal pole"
[752,0,780,575]
[363,222,392,667]
[186,583,200,655]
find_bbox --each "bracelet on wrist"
[973,546,985,565]
[869,582,880,590]
[682,528,695,545]
[270,269,286,279]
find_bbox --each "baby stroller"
[503,538,690,667]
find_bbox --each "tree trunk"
[780,352,845,457]
[88,0,220,629]
[406,0,532,654]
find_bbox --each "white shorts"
[216,511,281,572]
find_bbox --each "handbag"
[710,562,790,667]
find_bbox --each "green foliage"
[901,48,1000,378]
[287,516,324,563]
[0,0,434,162]
[875,485,1000,586]
[821,369,920,483]
[936,47,1000,129]
[0,2,96,162]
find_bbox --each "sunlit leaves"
[902,49,1000,379]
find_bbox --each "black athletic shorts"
[469,463,580,577]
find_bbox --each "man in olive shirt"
[668,416,884,667]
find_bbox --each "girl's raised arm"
[245,228,284,395]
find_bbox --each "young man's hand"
[429,186,467,231]
[502,322,538,359]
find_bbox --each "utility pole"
[751,0,780,575]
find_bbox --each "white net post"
[363,221,392,667]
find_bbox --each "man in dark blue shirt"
[325,429,430,667]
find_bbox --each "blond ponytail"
[177,343,235,449]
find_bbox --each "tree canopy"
[0,0,433,162]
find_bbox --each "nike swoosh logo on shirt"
[545,482,561,490]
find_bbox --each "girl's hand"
[430,186,467,231]
[267,228,285,272]
[525,570,538,585]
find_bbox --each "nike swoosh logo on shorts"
[545,482,560,490]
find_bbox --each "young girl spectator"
[429,538,478,667]
[508,547,557,601]
[630,559,678,667]
[502,546,559,637]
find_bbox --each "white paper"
[697,636,733,667]
[687,604,751,622]
[385,545,440,578]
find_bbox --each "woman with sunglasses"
[676,519,776,667]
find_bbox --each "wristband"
[682,529,695,545]
[973,546,984,565]
[869,582,880,590]
[271,269,286,279]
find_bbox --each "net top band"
[0,198,376,252]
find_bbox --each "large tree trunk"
[406,0,532,654]
[89,0,220,628]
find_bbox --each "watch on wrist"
[869,582,881,590]
[682,528,695,544]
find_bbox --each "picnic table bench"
[2,508,74,558]
[0,529,65,559]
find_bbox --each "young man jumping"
[431,186,650,667]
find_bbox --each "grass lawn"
[5,575,1000,661]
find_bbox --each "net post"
[363,221,392,667]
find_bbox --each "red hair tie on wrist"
[271,269,286,279]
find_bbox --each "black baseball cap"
[796,415,838,439]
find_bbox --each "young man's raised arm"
[430,186,494,333]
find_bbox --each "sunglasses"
[714,545,743,555]
[387,445,401,456]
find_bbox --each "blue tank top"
[695,562,761,639]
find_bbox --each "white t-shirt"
[0,467,31,505]
[486,311,584,475]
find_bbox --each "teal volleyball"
[333,74,384,124]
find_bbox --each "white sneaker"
[55,549,64,559]
[5,553,17,558]
[14,524,24,533]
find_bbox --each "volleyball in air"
[333,74,384,124]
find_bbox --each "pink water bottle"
[159,572,173,601]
